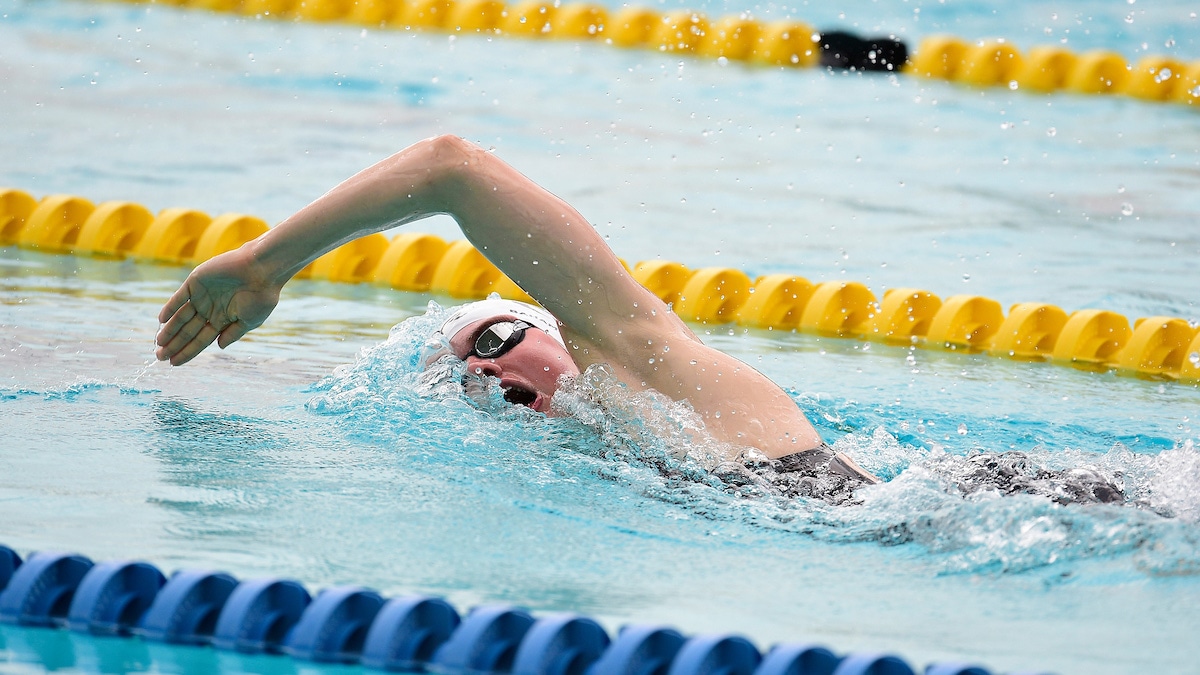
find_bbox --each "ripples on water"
[301,303,1200,579]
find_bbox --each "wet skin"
[450,316,580,414]
[155,134,826,459]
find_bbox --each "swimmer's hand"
[155,248,282,366]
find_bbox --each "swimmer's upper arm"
[423,136,686,352]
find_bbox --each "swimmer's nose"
[466,358,502,378]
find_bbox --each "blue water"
[3,1,1200,674]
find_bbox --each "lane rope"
[0,544,1042,675]
[104,0,1200,106]
[3,187,1197,384]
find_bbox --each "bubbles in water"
[300,303,1200,579]
[1121,203,1134,216]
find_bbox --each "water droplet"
[962,273,971,282]
[1121,203,1134,216]
[1046,127,1057,137]
[1189,352,1200,366]
[957,423,968,435]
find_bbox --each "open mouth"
[502,385,537,407]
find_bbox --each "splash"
[299,304,1200,577]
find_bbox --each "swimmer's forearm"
[247,138,464,286]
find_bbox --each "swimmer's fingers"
[217,320,253,350]
[158,281,193,325]
[155,305,210,363]
[154,249,281,363]
[160,318,223,366]
[155,297,199,354]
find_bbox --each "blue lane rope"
[0,546,1050,675]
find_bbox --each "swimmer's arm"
[155,136,825,457]
[408,137,824,456]
[158,133,658,365]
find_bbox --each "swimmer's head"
[439,298,566,353]
[421,299,579,413]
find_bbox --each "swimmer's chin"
[535,374,580,416]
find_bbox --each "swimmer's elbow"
[418,134,489,177]
[388,135,490,196]
[422,134,481,161]
[368,135,489,212]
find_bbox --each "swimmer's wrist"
[245,234,303,289]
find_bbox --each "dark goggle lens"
[473,321,529,359]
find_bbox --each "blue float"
[283,585,385,663]
[0,546,21,592]
[136,569,238,645]
[0,544,1044,675]
[212,577,312,654]
[755,643,841,675]
[668,634,761,675]
[430,605,536,674]
[830,654,914,675]
[362,595,463,671]
[588,624,686,675]
[0,552,94,627]
[924,665,991,675]
[512,613,611,675]
[65,560,166,635]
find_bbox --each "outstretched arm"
[156,135,826,458]
[157,134,667,365]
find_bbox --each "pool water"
[3,1,1200,674]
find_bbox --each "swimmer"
[155,134,880,486]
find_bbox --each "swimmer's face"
[450,316,580,415]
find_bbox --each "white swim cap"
[422,298,566,368]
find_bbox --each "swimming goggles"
[471,320,531,359]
